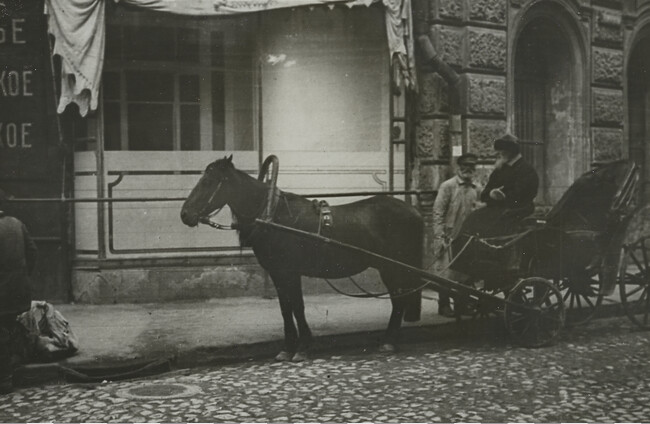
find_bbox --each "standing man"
[433,153,482,317]
[0,188,37,394]
[461,133,539,238]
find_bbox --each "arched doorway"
[514,5,586,205]
[627,27,650,199]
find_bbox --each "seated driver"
[460,133,539,238]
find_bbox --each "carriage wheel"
[504,277,565,347]
[554,276,603,326]
[618,238,650,329]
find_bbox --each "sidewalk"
[16,290,456,386]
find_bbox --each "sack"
[17,301,79,361]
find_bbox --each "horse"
[180,155,424,361]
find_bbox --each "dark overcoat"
[461,157,539,238]
[0,211,37,316]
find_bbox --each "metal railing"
[5,189,438,204]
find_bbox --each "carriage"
[182,155,650,358]
[441,160,642,346]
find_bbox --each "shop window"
[102,10,256,151]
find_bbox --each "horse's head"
[181,155,235,227]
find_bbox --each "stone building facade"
[410,0,650,258]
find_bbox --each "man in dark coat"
[460,133,539,238]
[0,188,37,394]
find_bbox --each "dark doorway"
[628,31,650,199]
[514,12,585,205]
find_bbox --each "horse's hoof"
[292,351,309,362]
[379,343,396,353]
[275,351,293,362]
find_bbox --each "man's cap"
[494,133,520,154]
[457,153,478,166]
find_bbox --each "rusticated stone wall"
[590,6,624,163]
[414,0,509,260]
[414,0,629,182]
[415,0,508,172]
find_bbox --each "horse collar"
[259,186,282,222]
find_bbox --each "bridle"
[197,172,271,231]
[197,178,232,229]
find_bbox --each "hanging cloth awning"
[45,0,416,117]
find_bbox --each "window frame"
[102,8,259,152]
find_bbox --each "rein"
[322,235,476,300]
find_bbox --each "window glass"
[232,65,254,151]
[177,28,200,63]
[126,71,174,102]
[211,71,225,151]
[105,25,122,60]
[180,105,201,151]
[128,104,174,150]
[179,75,200,103]
[124,26,175,62]
[211,32,225,67]
[103,72,120,101]
[104,102,121,151]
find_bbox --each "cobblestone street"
[2,316,650,423]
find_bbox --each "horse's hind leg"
[379,269,407,353]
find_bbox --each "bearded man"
[432,153,482,317]
[460,134,539,238]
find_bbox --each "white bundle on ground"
[18,301,79,361]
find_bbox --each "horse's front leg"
[270,272,300,361]
[287,275,312,361]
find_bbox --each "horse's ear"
[226,154,233,163]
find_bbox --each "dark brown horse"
[180,156,424,361]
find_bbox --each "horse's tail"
[403,288,422,322]
[404,213,424,322]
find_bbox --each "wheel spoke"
[534,289,552,307]
[629,251,646,276]
[641,242,650,273]
[519,320,533,336]
[626,284,646,298]
[582,295,595,308]
[508,313,528,326]
[543,295,555,308]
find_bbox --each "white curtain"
[46,0,105,116]
[46,0,415,116]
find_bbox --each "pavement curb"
[14,302,631,389]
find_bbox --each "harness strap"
[315,200,333,236]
